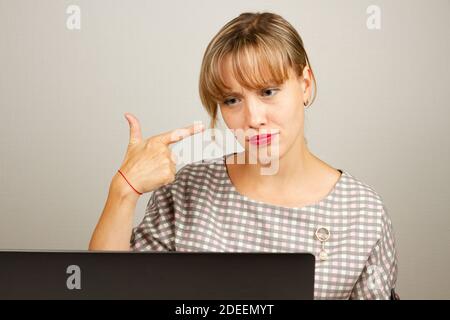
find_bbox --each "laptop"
[0,250,315,300]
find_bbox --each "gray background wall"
[0,0,448,299]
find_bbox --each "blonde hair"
[198,12,317,131]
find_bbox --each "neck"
[231,136,318,192]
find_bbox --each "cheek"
[273,105,304,150]
[220,107,244,129]
[272,101,303,129]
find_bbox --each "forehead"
[219,56,240,90]
[219,54,300,93]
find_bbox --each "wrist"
[110,172,141,203]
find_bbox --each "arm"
[350,204,398,299]
[129,184,176,251]
[88,173,140,251]
[88,112,203,251]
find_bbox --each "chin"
[242,143,285,164]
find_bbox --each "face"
[218,55,312,163]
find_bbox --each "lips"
[248,133,278,146]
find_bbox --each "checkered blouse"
[130,155,398,300]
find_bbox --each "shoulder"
[339,170,385,209]
[339,170,393,233]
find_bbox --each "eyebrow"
[222,85,281,98]
[223,91,245,98]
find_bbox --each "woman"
[89,12,398,300]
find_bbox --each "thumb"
[124,113,143,145]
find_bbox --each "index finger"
[156,122,205,145]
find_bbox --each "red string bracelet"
[117,169,143,195]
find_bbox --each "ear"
[301,65,312,94]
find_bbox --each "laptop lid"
[0,250,315,300]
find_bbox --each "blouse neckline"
[220,153,345,212]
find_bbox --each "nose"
[244,96,268,129]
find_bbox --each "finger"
[124,113,143,145]
[157,122,205,145]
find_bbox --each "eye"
[261,88,280,97]
[223,97,239,106]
